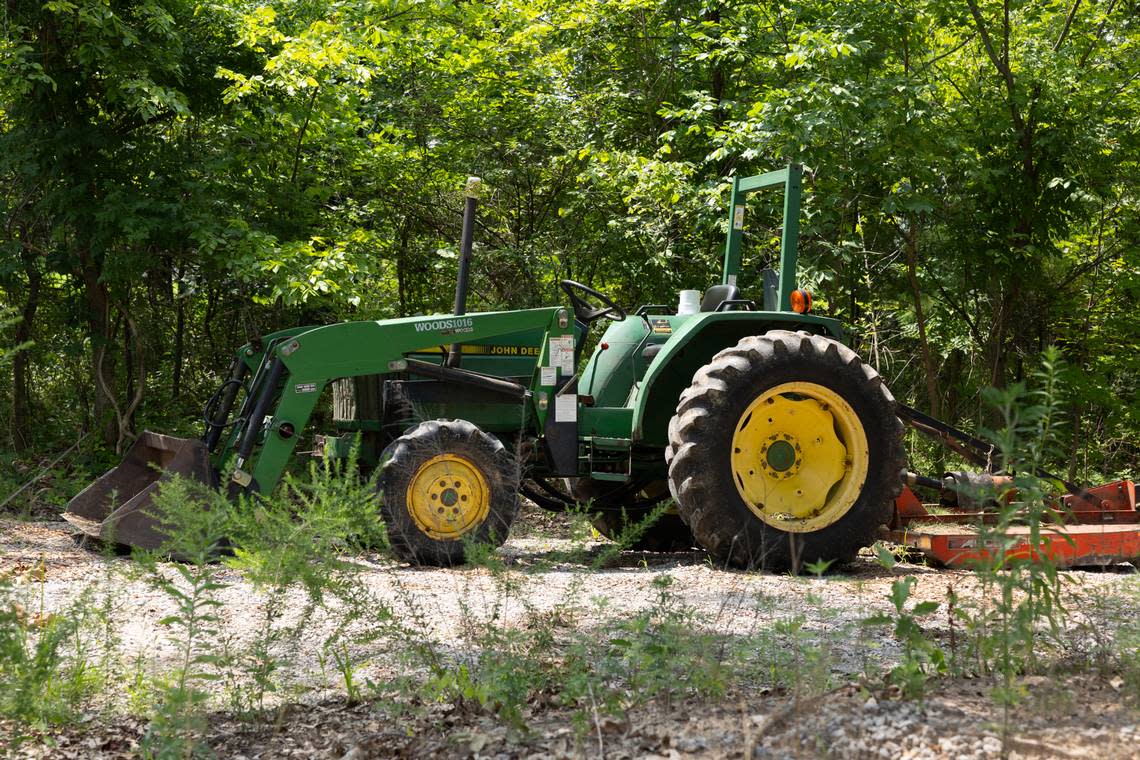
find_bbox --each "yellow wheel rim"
[406,454,490,540]
[730,382,869,533]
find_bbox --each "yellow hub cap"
[730,382,869,533]
[406,454,490,540]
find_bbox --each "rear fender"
[630,312,843,445]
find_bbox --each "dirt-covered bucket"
[62,431,217,551]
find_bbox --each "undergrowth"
[0,568,106,727]
[1,349,1136,756]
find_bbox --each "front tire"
[380,419,520,566]
[666,330,904,571]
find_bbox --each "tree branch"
[932,279,982,348]
[964,0,1019,127]
[965,0,1035,179]
[1078,0,1119,68]
[1053,0,1082,52]
[918,31,977,71]
[290,86,321,185]
[1002,0,1010,71]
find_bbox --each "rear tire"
[377,381,418,448]
[666,330,904,571]
[380,419,520,566]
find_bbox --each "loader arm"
[226,307,574,496]
[204,325,322,457]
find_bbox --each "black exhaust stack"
[447,176,482,367]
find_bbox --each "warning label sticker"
[549,335,575,375]
[650,318,672,335]
[555,394,577,423]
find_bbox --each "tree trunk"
[984,278,1018,391]
[124,313,135,433]
[903,222,940,419]
[172,268,185,401]
[11,254,41,451]
[78,247,118,447]
[849,199,859,326]
[204,285,218,358]
[943,349,963,422]
[396,218,410,316]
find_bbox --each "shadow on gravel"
[511,545,709,570]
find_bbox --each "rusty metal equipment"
[889,481,1140,569]
[888,405,1140,568]
[62,432,216,550]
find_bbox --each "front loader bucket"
[62,431,217,552]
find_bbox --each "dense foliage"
[2,0,1138,485]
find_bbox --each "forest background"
[2,0,1138,495]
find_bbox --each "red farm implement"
[888,405,1140,569]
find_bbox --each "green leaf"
[861,614,894,627]
[890,577,915,611]
[874,543,898,570]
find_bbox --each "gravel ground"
[1,511,1138,758]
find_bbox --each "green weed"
[861,543,946,699]
[324,641,362,705]
[126,654,158,717]
[138,476,232,759]
[917,348,1080,753]
[220,445,396,720]
[0,570,104,726]
[562,573,728,724]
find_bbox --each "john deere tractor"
[65,165,905,570]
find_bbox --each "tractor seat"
[700,284,741,312]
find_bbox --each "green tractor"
[65,165,905,570]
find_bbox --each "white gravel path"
[2,515,1138,759]
[2,517,1135,699]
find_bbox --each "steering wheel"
[560,280,627,324]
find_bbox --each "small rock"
[864,695,878,709]
[600,716,625,734]
[675,736,708,753]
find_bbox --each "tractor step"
[584,437,632,481]
[590,472,630,482]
